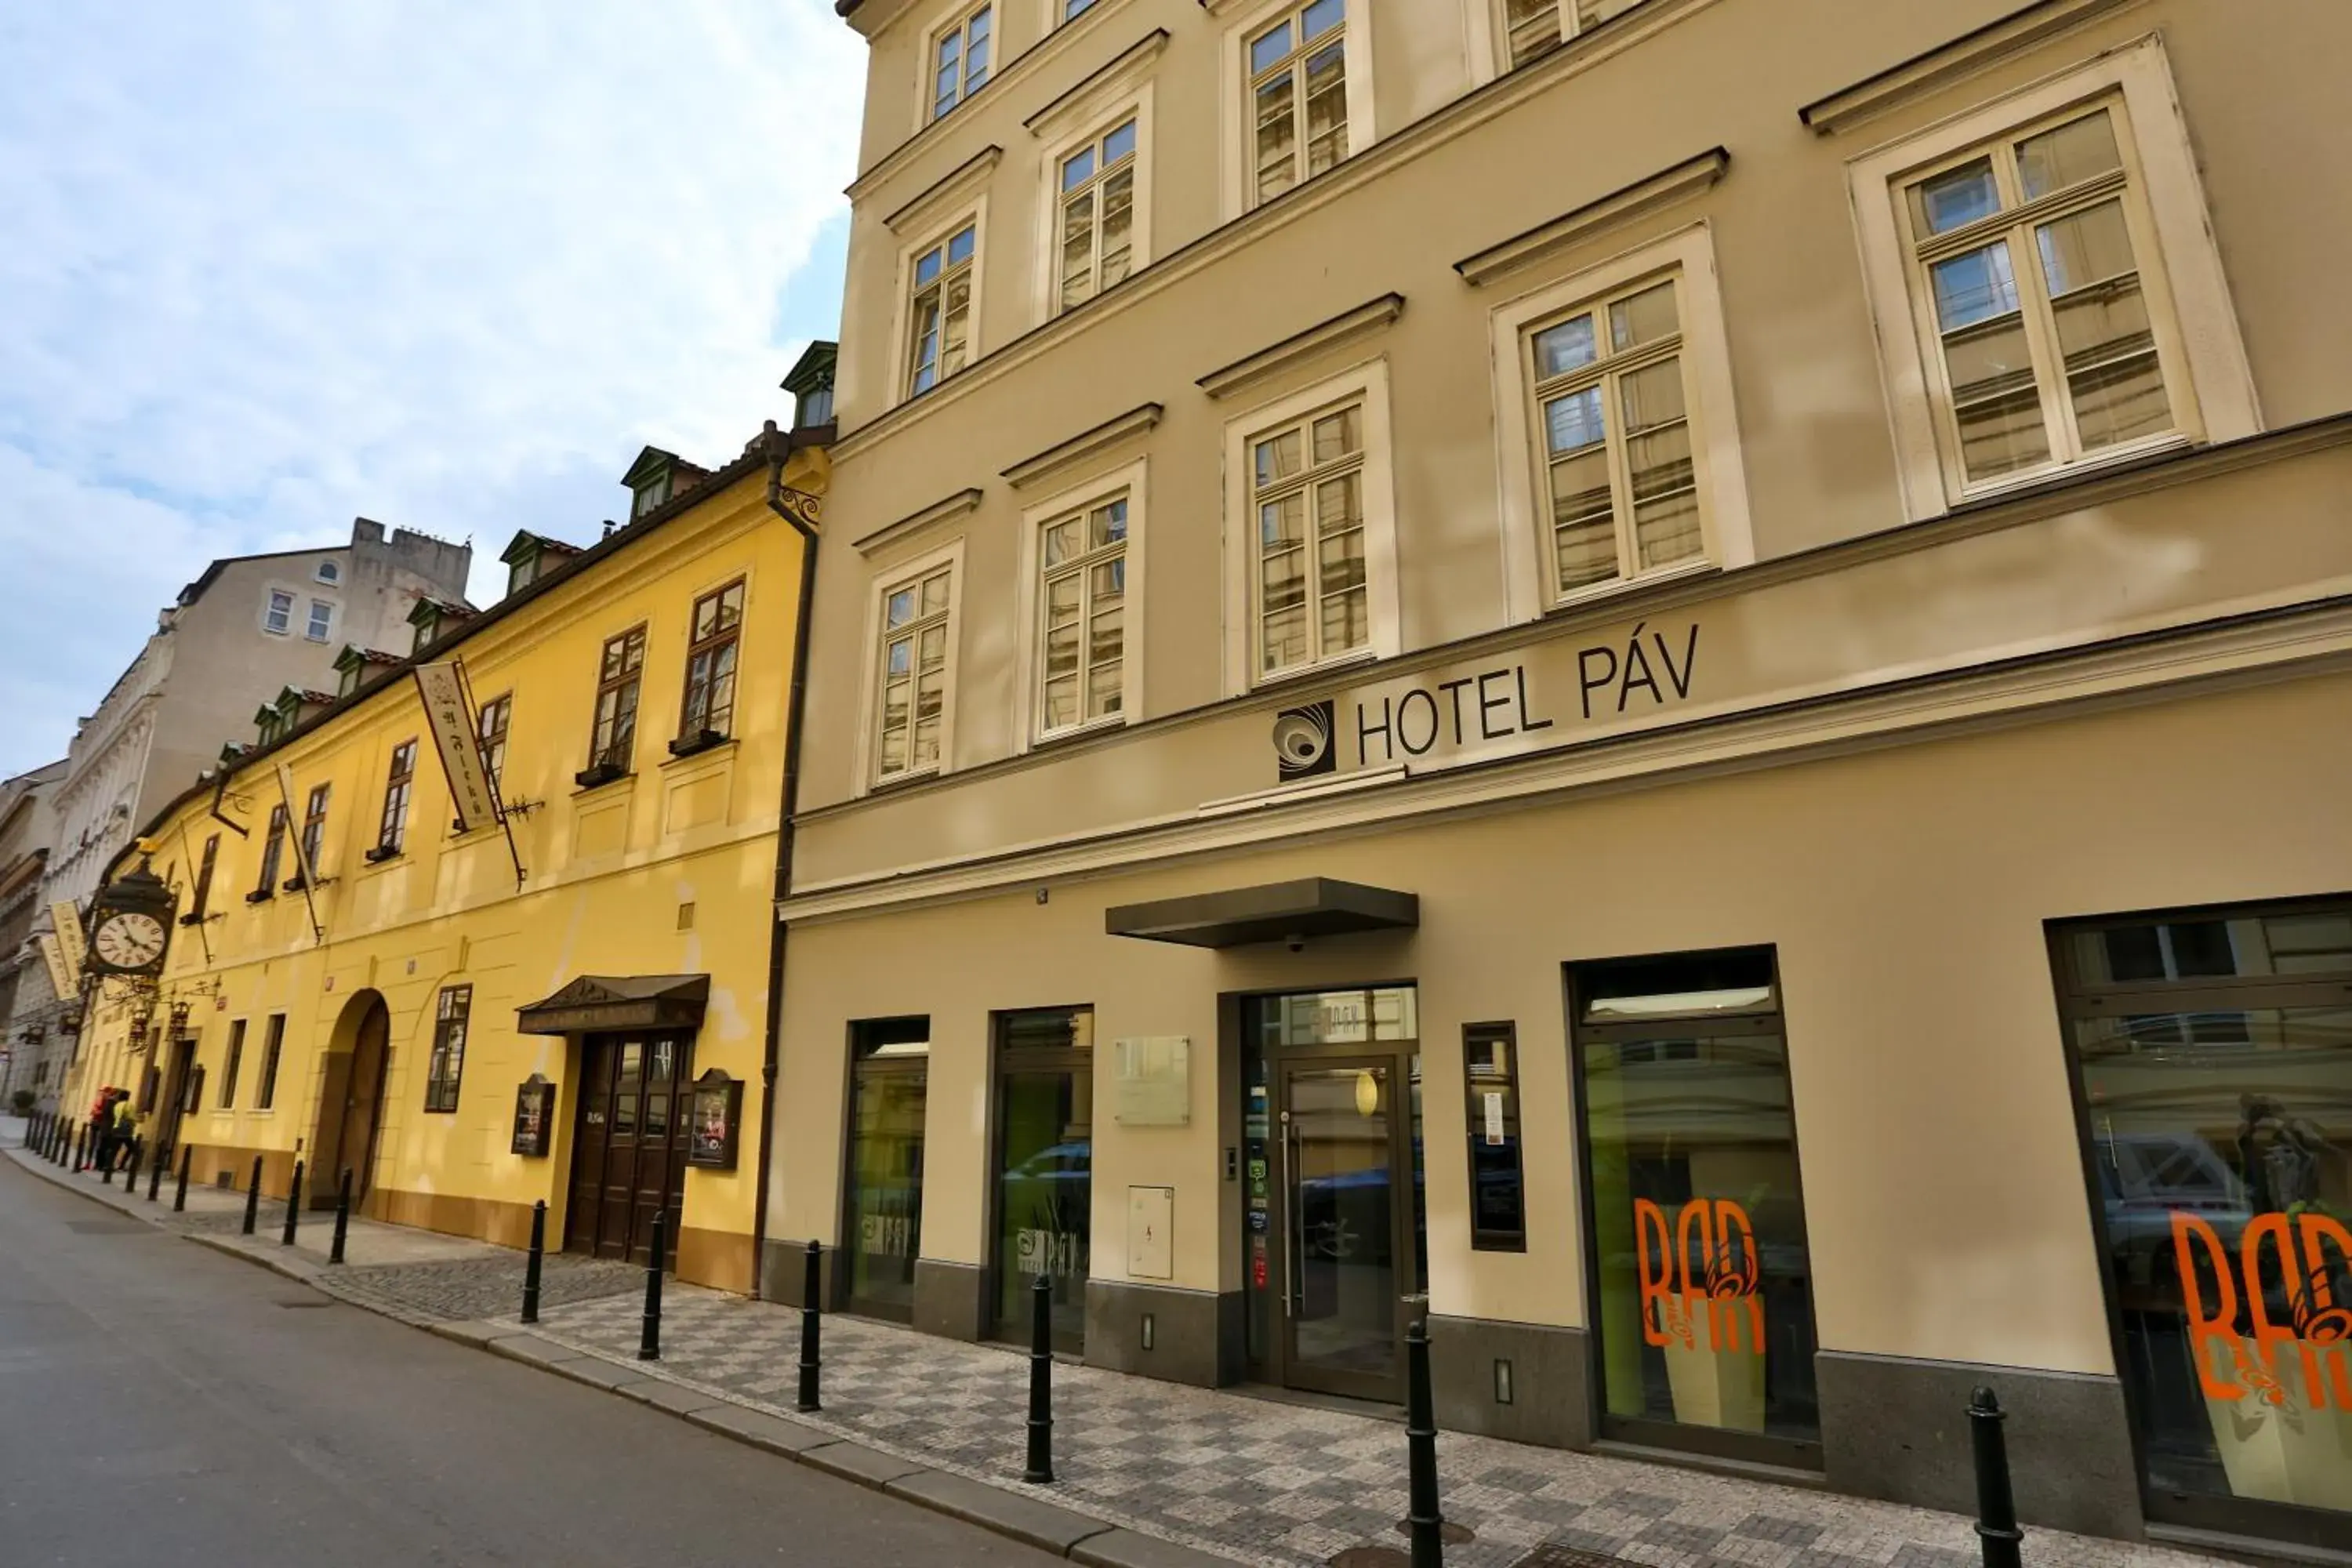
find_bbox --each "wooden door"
[338,1000,390,1200]
[564,1033,691,1266]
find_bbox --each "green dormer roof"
[780,340,837,397]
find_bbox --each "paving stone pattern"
[528,1291,2213,1568]
[332,1254,642,1323]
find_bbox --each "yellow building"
[68,405,831,1294]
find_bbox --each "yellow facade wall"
[72,448,823,1292]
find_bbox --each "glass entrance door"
[1281,1056,1411,1399]
[991,1007,1094,1348]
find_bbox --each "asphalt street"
[0,1158,1062,1566]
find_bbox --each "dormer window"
[781,340,839,432]
[631,472,672,519]
[508,553,540,596]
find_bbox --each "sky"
[0,1,865,780]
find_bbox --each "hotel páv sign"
[1272,619,1700,784]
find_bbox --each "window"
[1056,119,1138,313]
[1526,275,1704,596]
[376,740,416,855]
[297,784,329,884]
[263,590,294,637]
[1897,104,2180,491]
[930,3,992,120]
[476,694,511,790]
[1848,42,2256,520]
[906,223,977,398]
[1247,0,1348,206]
[190,833,219,918]
[680,580,746,740]
[255,1015,285,1111]
[1060,0,1096,20]
[631,474,670,519]
[1036,497,1127,736]
[1501,0,1645,70]
[305,599,334,642]
[798,383,834,426]
[590,627,647,771]
[423,985,470,1112]
[1250,401,1367,677]
[220,1019,246,1109]
[251,804,287,898]
[875,563,956,782]
[314,560,340,585]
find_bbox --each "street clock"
[86,862,176,978]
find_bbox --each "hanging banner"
[37,932,74,1001]
[414,661,499,834]
[47,899,85,990]
[273,761,325,944]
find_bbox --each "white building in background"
[12,518,473,1105]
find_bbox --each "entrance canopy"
[515,974,710,1035]
[1104,878,1418,949]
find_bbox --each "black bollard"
[1405,1316,1445,1568]
[72,1124,85,1172]
[329,1169,353,1265]
[147,1142,165,1202]
[123,1138,143,1192]
[19,1112,30,1149]
[638,1209,667,1360]
[1969,1388,2024,1568]
[241,1155,263,1235]
[1023,1272,1054,1484]
[797,1240,822,1412]
[521,1199,545,1321]
[281,1160,305,1246]
[100,1131,114,1184]
[172,1144,191,1212]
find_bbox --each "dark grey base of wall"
[1816,1351,2143,1541]
[1427,1315,1592,1450]
[1085,1282,1243,1388]
[913,1258,987,1341]
[758,1240,841,1309]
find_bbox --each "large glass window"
[1058,119,1138,314]
[1503,0,1647,70]
[930,4,992,120]
[1250,401,1367,677]
[993,1008,1093,1345]
[1037,497,1127,737]
[876,564,954,782]
[844,1018,931,1322]
[1247,0,1348,207]
[1572,949,1820,1463]
[2059,905,2352,1543]
[906,224,977,398]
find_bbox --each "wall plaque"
[1112,1036,1190,1127]
[688,1067,743,1170]
[511,1073,555,1158]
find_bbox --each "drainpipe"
[753,420,822,1300]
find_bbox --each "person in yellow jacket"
[110,1092,140,1173]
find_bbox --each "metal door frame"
[1273,1049,1417,1404]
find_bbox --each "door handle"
[1283,1119,1305,1317]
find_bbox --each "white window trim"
[856,538,967,793]
[1216,0,1377,223]
[924,1,996,125]
[1011,457,1148,751]
[304,598,336,643]
[1220,358,1401,695]
[1846,34,2258,522]
[1489,222,1755,626]
[262,588,296,637]
[889,204,990,409]
[314,560,341,585]
[1029,92,1153,328]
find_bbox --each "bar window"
[256,1014,285,1111]
[679,579,745,742]
[220,1018,246,1109]
[189,833,219,920]
[294,784,329,887]
[1250,401,1367,676]
[372,740,416,858]
[1247,0,1348,207]
[424,985,470,1113]
[250,804,288,899]
[589,626,646,774]
[1465,1022,1526,1251]
[476,694,511,790]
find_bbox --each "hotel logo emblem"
[1272,701,1336,781]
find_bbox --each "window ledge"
[362,844,405,866]
[1545,559,1722,619]
[1251,646,1381,693]
[244,889,274,905]
[868,765,944,796]
[177,912,209,927]
[281,874,334,893]
[1942,434,2194,517]
[666,731,734,761]
[573,762,633,793]
[1033,714,1129,750]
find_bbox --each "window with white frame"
[305,598,334,641]
[1059,0,1096,21]
[907,223,978,397]
[1526,274,1704,595]
[1057,118,1138,313]
[314,560,340,585]
[875,565,955,781]
[1501,0,1646,70]
[931,3,993,121]
[1847,42,2257,520]
[1247,0,1348,207]
[1036,496,1127,735]
[263,590,294,636]
[1899,102,2176,490]
[1250,401,1367,677]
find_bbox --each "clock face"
[92,911,169,972]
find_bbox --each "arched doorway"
[310,991,390,1207]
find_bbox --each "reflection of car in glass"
[2094,1132,2249,1253]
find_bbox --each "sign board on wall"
[36,933,74,1001]
[1127,1185,1174,1280]
[1113,1036,1190,1126]
[414,661,500,834]
[48,900,85,990]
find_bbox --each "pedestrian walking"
[111,1093,140,1174]
[89,1087,118,1172]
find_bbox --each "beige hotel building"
[765,0,2352,1555]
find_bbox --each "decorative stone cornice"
[1453,148,1729,287]
[1195,294,1405,401]
[853,488,985,557]
[1798,0,2148,135]
[1001,404,1163,489]
[882,144,1003,237]
[1024,29,1169,141]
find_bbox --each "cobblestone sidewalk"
[527,1290,2213,1568]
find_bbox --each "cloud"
[0,0,863,776]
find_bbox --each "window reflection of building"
[845,1017,931,1322]
[993,1006,1093,1345]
